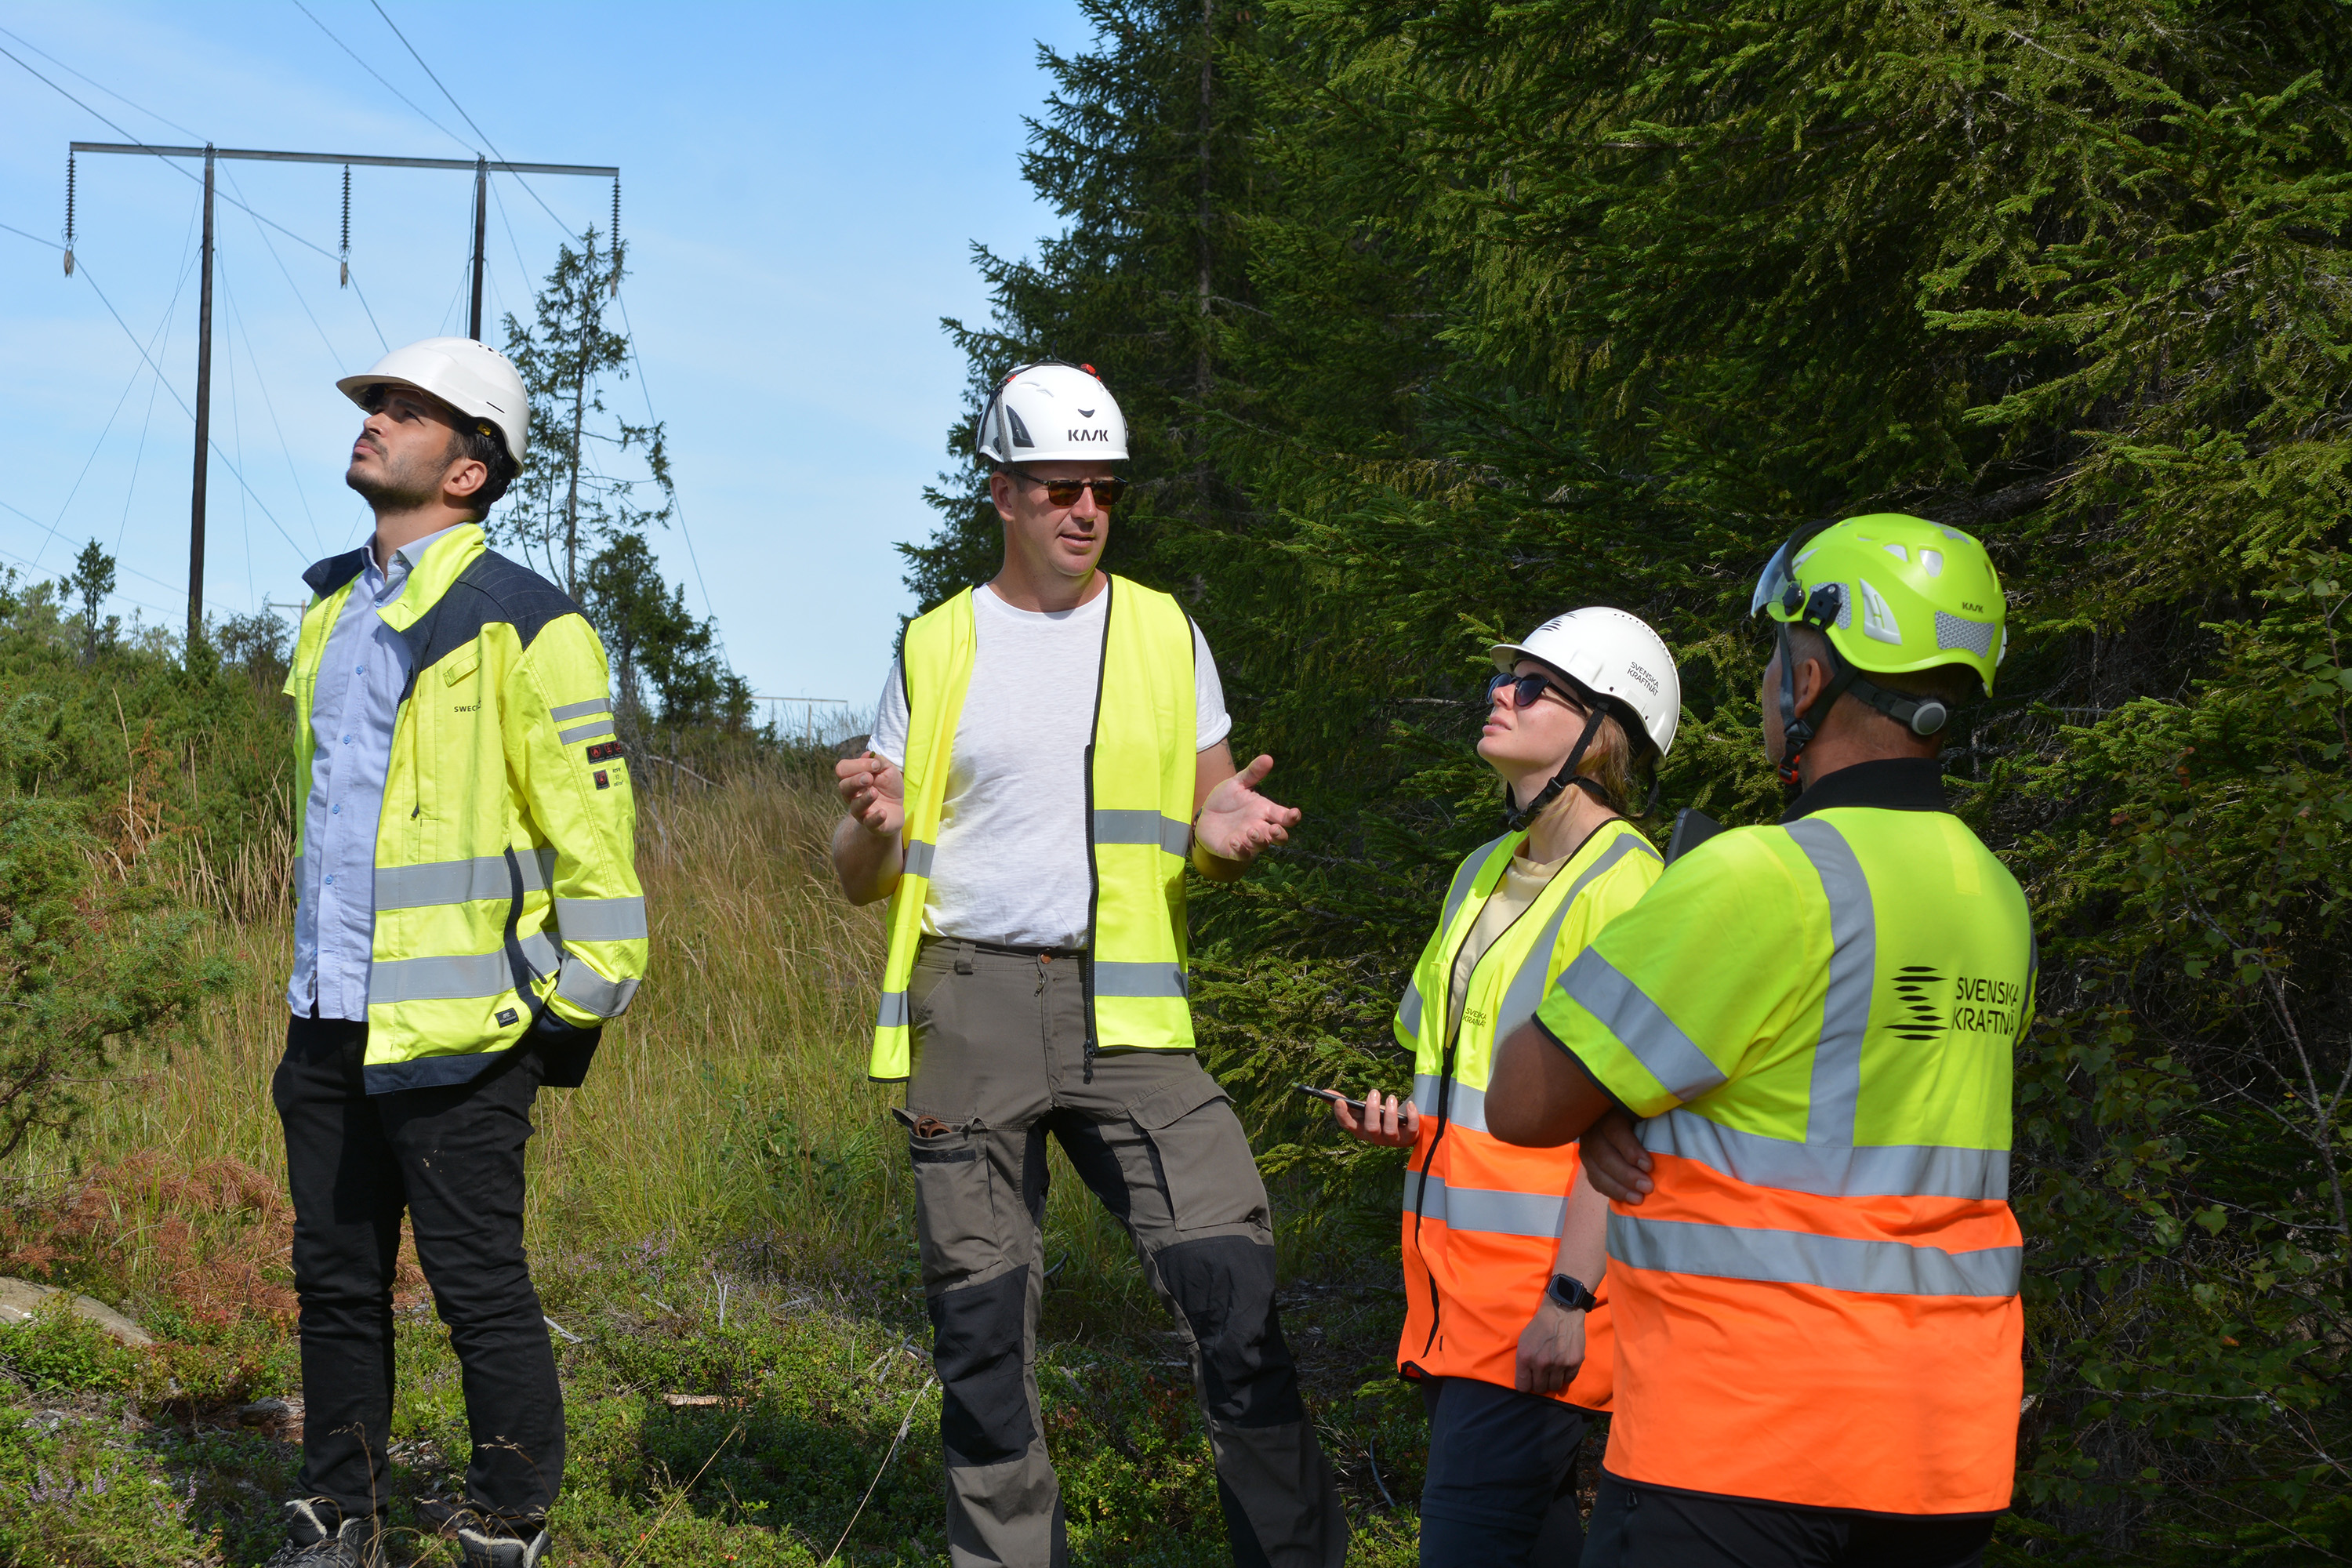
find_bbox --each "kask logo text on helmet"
[1067,427,1110,441]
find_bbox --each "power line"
[0,219,64,250]
[0,20,201,140]
[286,0,474,153]
[0,496,187,607]
[219,160,345,368]
[612,289,717,629]
[366,0,573,232]
[219,260,325,552]
[73,258,309,561]
[0,42,345,262]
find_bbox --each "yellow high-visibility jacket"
[287,524,648,1092]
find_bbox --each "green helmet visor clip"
[1755,522,1952,790]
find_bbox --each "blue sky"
[0,1,1094,721]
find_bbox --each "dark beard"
[345,445,448,511]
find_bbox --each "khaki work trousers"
[899,938,1347,1568]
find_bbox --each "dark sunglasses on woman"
[1486,670,1584,711]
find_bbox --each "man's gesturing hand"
[1578,1109,1654,1203]
[834,753,905,840]
[1194,753,1301,864]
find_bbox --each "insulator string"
[610,176,622,296]
[64,151,76,277]
[339,165,351,288]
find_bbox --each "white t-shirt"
[868,582,1232,947]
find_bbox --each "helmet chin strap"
[1774,622,1953,790]
[1504,710,1609,832]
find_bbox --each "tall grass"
[19,766,1153,1336]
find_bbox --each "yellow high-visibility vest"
[868,575,1198,1081]
[286,524,648,1091]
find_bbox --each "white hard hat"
[975,361,1127,465]
[1491,607,1682,757]
[337,337,529,466]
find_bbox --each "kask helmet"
[336,337,529,467]
[1751,514,2006,697]
[1750,513,2008,786]
[975,361,1128,465]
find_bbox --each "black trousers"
[1417,1375,1587,1566]
[274,1015,562,1527]
[1581,1475,1995,1568]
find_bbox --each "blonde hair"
[1530,704,1637,829]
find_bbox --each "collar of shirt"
[361,521,470,605]
[1780,756,1947,822]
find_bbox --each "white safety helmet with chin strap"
[975,361,1128,465]
[337,336,530,468]
[1489,606,1682,826]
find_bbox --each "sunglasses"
[1486,670,1584,710]
[1006,467,1128,508]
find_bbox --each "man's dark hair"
[448,419,517,520]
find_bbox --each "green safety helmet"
[1749,513,2007,784]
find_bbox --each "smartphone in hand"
[1292,1083,1368,1116]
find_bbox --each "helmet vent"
[1007,406,1034,448]
[1860,579,1903,644]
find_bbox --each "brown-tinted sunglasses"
[1005,467,1129,507]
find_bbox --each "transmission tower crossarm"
[70,141,616,176]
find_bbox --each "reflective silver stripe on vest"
[1094,808,1192,857]
[1396,980,1425,1040]
[1642,1109,2010,1200]
[1413,1073,1486,1134]
[1556,948,1726,1100]
[292,854,304,902]
[556,957,639,1018]
[1093,961,1189,999]
[376,849,558,911]
[1610,1212,2021,1298]
[1403,1168,1565,1238]
[1787,818,1872,1144]
[903,839,936,880]
[369,932,560,1004]
[1442,835,1509,931]
[877,990,910,1029]
[559,719,617,746]
[1494,832,1658,1039]
[553,895,648,942]
[548,697,611,722]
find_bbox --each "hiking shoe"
[456,1520,550,1568]
[263,1497,382,1567]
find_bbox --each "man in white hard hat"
[833,361,1346,1566]
[268,338,648,1568]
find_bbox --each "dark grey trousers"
[902,938,1347,1568]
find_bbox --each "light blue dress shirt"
[287,523,468,1020]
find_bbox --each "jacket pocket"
[1129,1072,1269,1236]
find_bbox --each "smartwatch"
[1546,1272,1599,1313]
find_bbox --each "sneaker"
[263,1497,382,1567]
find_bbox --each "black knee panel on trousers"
[1155,1236,1304,1429]
[929,1267,1036,1467]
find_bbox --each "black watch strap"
[1547,1272,1599,1313]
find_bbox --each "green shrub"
[0,1298,142,1394]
